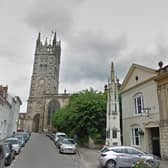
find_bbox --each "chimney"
[0,85,8,99]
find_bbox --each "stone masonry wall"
[160,126,168,160]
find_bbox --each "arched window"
[47,100,60,126]
[112,128,117,138]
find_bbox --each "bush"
[133,160,152,168]
[94,139,105,145]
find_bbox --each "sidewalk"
[78,147,168,168]
[160,160,168,168]
[78,147,100,168]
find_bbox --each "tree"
[52,88,106,144]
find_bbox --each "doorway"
[151,127,160,157]
[32,114,40,132]
[47,99,60,130]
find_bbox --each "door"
[32,114,40,132]
[151,127,160,157]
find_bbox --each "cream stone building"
[155,63,168,159]
[120,64,161,157]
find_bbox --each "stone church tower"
[105,62,121,146]
[25,32,69,132]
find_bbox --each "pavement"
[78,147,100,168]
[160,160,168,168]
[78,147,168,168]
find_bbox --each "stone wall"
[160,125,168,159]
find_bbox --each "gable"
[121,64,157,92]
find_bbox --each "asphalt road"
[7,133,84,168]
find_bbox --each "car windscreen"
[6,139,18,144]
[58,135,67,140]
[62,140,75,144]
[100,147,110,153]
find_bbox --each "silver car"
[59,139,77,154]
[5,138,21,155]
[99,146,160,168]
[14,135,25,147]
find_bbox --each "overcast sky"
[1,0,168,112]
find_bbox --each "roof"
[120,63,157,92]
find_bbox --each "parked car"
[99,146,160,168]
[21,132,31,142]
[55,136,66,148]
[50,133,56,141]
[13,134,25,147]
[54,132,67,143]
[46,133,55,141]
[59,138,77,154]
[5,138,21,155]
[3,143,15,166]
[0,144,5,168]
[4,142,15,160]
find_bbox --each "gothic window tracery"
[40,64,47,72]
[47,100,60,126]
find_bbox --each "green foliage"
[133,160,152,168]
[52,88,106,144]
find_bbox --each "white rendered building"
[105,62,121,146]
[0,85,22,140]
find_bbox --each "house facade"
[0,85,22,140]
[120,64,160,157]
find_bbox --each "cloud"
[60,31,168,88]
[1,0,168,112]
[114,35,168,81]
[25,0,85,36]
[60,32,127,83]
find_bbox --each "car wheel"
[146,160,154,167]
[106,160,116,168]
[5,157,11,166]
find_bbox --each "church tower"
[25,32,62,132]
[105,62,121,146]
[30,32,60,97]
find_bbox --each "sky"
[1,0,168,112]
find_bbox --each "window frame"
[131,127,141,146]
[133,93,144,115]
[112,129,117,139]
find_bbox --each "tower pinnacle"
[45,38,48,46]
[53,32,57,46]
[36,32,41,48]
[111,62,115,82]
